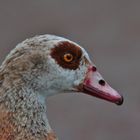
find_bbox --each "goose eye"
[63,53,74,62]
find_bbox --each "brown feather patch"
[51,41,82,70]
[0,111,16,140]
[46,132,57,140]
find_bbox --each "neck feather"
[0,76,54,139]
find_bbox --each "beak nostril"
[99,79,106,86]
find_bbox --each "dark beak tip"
[115,96,124,106]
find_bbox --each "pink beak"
[80,66,123,105]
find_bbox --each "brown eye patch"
[51,41,82,70]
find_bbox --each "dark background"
[0,0,139,140]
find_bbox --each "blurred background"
[0,0,139,140]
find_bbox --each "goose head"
[28,35,123,105]
[4,34,123,105]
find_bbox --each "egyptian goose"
[0,35,123,140]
